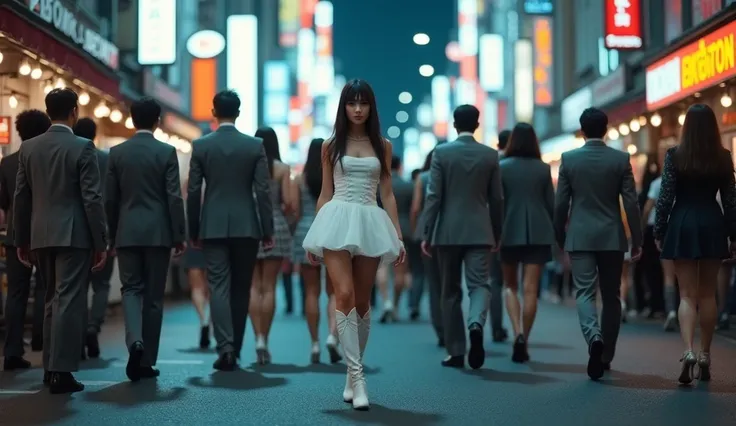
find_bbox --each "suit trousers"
[85,255,115,334]
[437,245,491,357]
[422,248,443,341]
[3,246,44,357]
[34,247,92,372]
[488,251,505,332]
[569,251,624,363]
[117,247,171,367]
[203,238,259,356]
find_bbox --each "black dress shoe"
[86,332,100,358]
[126,341,145,382]
[587,338,605,380]
[49,372,84,394]
[199,326,210,349]
[3,356,31,371]
[511,335,527,363]
[139,366,161,378]
[213,352,237,371]
[468,322,485,370]
[492,328,509,343]
[441,355,464,368]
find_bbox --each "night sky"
[332,0,455,155]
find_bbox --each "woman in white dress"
[302,79,405,411]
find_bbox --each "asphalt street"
[1,293,736,426]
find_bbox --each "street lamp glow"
[396,111,409,123]
[419,64,434,77]
[413,33,430,45]
[398,92,412,104]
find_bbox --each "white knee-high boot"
[342,308,371,404]
[337,309,369,410]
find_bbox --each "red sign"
[604,0,643,50]
[0,117,10,145]
[533,17,554,106]
[646,19,736,111]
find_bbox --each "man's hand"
[173,242,187,257]
[92,250,107,272]
[630,246,643,262]
[262,236,275,251]
[16,247,32,269]
[420,240,432,257]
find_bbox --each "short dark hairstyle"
[453,104,480,134]
[213,90,241,119]
[130,97,162,130]
[505,123,541,159]
[497,129,511,150]
[579,108,608,139]
[15,109,51,141]
[391,155,401,171]
[73,117,97,140]
[45,88,78,121]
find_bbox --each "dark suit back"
[391,171,414,238]
[500,157,555,246]
[187,125,274,240]
[13,125,107,250]
[0,152,20,245]
[105,132,186,248]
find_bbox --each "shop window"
[664,0,683,43]
[692,0,724,27]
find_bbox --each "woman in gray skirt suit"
[499,123,555,363]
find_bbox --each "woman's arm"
[316,141,335,214]
[289,174,302,223]
[378,142,403,240]
[279,163,293,214]
[654,149,677,241]
[409,175,423,234]
[719,153,736,243]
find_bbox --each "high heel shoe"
[697,352,711,382]
[337,309,370,411]
[678,350,697,384]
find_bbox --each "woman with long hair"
[249,126,292,364]
[291,138,342,364]
[498,123,555,363]
[302,79,405,411]
[655,103,736,385]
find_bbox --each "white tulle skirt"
[302,199,402,266]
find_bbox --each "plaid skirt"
[258,210,292,259]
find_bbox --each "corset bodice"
[332,156,380,206]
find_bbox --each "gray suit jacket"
[423,134,504,246]
[106,132,186,248]
[13,125,107,251]
[500,157,555,246]
[412,171,430,241]
[0,152,20,246]
[553,139,642,252]
[187,125,273,241]
[391,171,414,239]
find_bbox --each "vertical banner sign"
[532,17,553,106]
[300,0,318,28]
[514,39,534,123]
[227,15,259,135]
[313,1,334,98]
[138,0,177,65]
[479,34,504,92]
[604,0,643,50]
[279,0,300,47]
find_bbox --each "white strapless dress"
[302,156,402,266]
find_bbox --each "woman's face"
[345,98,370,126]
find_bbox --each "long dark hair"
[674,104,731,177]
[505,123,541,159]
[304,138,324,200]
[422,149,434,172]
[328,79,389,178]
[255,126,281,177]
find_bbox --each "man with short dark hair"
[488,129,512,343]
[553,107,642,380]
[421,104,504,370]
[0,110,50,370]
[13,88,108,394]
[106,97,186,381]
[73,117,112,359]
[187,90,274,371]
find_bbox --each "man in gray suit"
[188,90,274,371]
[73,117,112,359]
[106,98,186,381]
[553,107,642,381]
[13,88,108,394]
[421,104,504,370]
[488,129,511,342]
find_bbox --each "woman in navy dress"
[654,103,736,385]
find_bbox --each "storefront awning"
[0,5,120,99]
